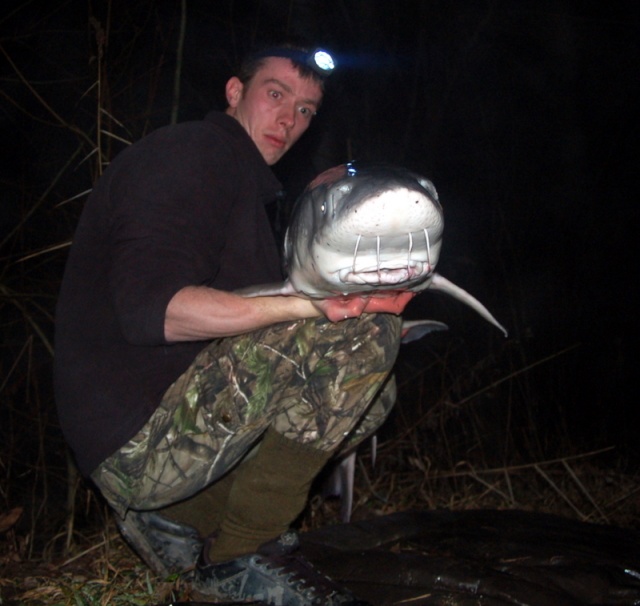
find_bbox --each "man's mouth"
[265,134,286,149]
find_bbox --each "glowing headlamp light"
[253,47,336,77]
[309,50,335,75]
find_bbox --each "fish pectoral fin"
[321,452,356,523]
[429,273,508,337]
[401,320,449,343]
[370,434,377,468]
[234,281,298,298]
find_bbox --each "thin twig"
[54,533,119,569]
[0,143,86,251]
[0,284,54,356]
[55,188,93,208]
[0,44,95,149]
[17,241,72,263]
[416,446,615,479]
[391,344,582,444]
[467,467,515,503]
[170,0,187,124]
[562,459,609,523]
[453,343,581,408]
[533,464,586,520]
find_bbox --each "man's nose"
[278,103,296,129]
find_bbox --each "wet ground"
[296,509,640,605]
[167,509,640,605]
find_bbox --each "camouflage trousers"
[92,313,402,518]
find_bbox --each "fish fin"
[234,281,298,297]
[322,452,356,523]
[338,452,356,523]
[401,320,448,343]
[370,434,377,468]
[430,273,508,337]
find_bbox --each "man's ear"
[225,77,244,108]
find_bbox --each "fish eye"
[418,177,439,201]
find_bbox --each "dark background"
[1,0,638,522]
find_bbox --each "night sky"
[1,2,639,463]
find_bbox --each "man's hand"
[313,291,416,323]
[165,286,416,342]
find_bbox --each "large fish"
[238,163,507,523]
[239,162,507,338]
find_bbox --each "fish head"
[284,163,444,298]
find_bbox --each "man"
[54,45,411,605]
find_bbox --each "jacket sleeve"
[105,128,239,346]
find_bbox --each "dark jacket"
[54,111,283,475]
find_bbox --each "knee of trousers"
[313,312,403,374]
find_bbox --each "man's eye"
[269,90,282,99]
[299,106,315,118]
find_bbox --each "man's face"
[225,57,324,165]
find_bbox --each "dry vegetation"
[1,3,638,605]
[2,338,638,604]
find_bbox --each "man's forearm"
[164,285,322,342]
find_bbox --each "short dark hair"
[238,44,327,90]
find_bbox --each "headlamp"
[253,47,336,77]
[309,49,335,75]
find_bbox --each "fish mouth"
[338,261,430,286]
[332,229,438,288]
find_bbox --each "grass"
[2,436,638,604]
[1,4,638,603]
[2,338,639,604]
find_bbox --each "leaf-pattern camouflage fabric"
[92,314,402,517]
